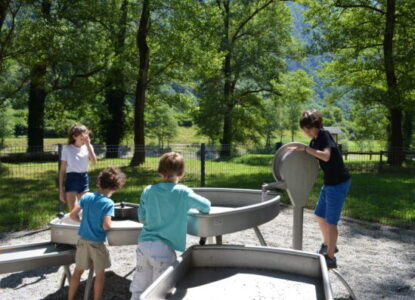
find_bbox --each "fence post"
[200,143,206,187]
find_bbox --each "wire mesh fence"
[0,143,414,231]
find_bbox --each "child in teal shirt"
[130,152,211,299]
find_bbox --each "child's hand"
[84,133,91,145]
[286,146,306,152]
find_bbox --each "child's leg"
[66,192,78,211]
[130,243,153,300]
[94,270,105,300]
[327,224,338,257]
[68,267,84,300]
[324,179,350,257]
[149,241,176,282]
[316,216,329,245]
[315,186,329,245]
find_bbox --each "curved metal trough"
[188,188,280,241]
[49,202,143,246]
[49,189,280,246]
[141,245,333,300]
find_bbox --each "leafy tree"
[194,0,298,156]
[146,104,178,148]
[350,102,388,142]
[0,101,14,145]
[131,0,222,165]
[300,0,415,165]
[274,70,314,141]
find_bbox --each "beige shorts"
[75,238,111,271]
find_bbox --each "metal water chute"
[263,142,319,250]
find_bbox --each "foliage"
[145,103,178,148]
[300,0,415,158]
[273,70,315,141]
[0,101,14,144]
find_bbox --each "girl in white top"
[59,124,97,211]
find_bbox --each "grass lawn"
[1,153,414,231]
[3,128,387,153]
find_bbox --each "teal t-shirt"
[78,192,114,242]
[138,183,211,251]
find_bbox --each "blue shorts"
[314,178,351,225]
[65,172,89,194]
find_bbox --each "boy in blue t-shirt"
[68,167,126,300]
[130,152,211,300]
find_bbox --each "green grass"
[4,128,387,153]
[1,152,414,231]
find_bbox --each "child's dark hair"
[67,123,89,144]
[158,152,185,177]
[97,167,126,190]
[299,110,323,129]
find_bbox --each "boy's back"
[139,183,210,252]
[79,192,114,242]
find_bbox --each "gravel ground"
[1,205,414,300]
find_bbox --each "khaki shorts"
[75,238,111,271]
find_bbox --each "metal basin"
[188,188,280,238]
[141,245,333,300]
[49,202,142,246]
[0,241,75,274]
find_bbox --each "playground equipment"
[1,142,356,299]
[49,202,142,245]
[262,142,356,299]
[0,241,75,289]
[263,142,319,250]
[141,245,333,300]
[188,188,280,245]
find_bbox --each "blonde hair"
[67,124,88,144]
[158,152,185,177]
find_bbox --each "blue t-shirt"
[78,192,114,242]
[138,183,211,252]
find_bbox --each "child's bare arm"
[70,204,81,222]
[103,215,112,230]
[84,135,97,166]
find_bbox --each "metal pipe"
[253,226,267,246]
[292,206,304,250]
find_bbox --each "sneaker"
[324,255,337,269]
[318,243,339,255]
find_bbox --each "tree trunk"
[402,110,413,150]
[383,0,403,165]
[27,0,51,153]
[387,108,404,165]
[220,103,233,157]
[131,0,150,166]
[220,2,233,157]
[0,1,8,32]
[104,0,128,158]
[27,63,46,153]
[104,70,125,158]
